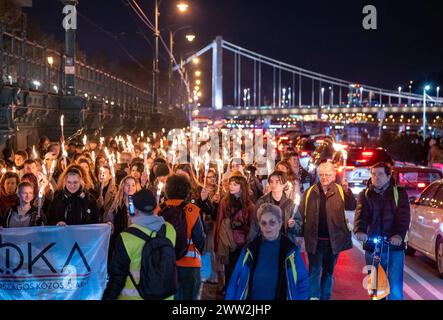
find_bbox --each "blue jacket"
[225,235,309,300]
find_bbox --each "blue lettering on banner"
[0,224,111,300]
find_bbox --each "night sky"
[24,0,443,104]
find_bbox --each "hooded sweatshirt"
[131,213,166,232]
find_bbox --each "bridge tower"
[212,36,223,110]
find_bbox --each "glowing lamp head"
[177,2,189,12]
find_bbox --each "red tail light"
[362,151,373,157]
[356,159,367,163]
[417,183,426,188]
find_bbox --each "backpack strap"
[126,226,154,242]
[334,184,351,232]
[393,186,399,208]
[334,183,345,202]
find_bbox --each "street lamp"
[423,85,431,143]
[185,33,196,42]
[437,86,440,100]
[33,80,41,90]
[195,70,201,77]
[398,86,402,105]
[192,57,200,64]
[47,56,54,93]
[177,2,189,12]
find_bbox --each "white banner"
[0,224,111,300]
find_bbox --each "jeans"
[365,249,404,300]
[176,267,201,300]
[307,240,339,300]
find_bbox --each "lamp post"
[437,86,440,102]
[423,85,430,143]
[408,81,412,106]
[153,1,189,114]
[63,0,78,96]
[168,26,194,110]
[152,0,159,114]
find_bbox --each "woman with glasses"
[225,203,308,300]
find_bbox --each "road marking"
[403,283,423,300]
[403,265,443,300]
[351,237,425,301]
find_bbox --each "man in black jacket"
[300,161,356,300]
[354,162,410,300]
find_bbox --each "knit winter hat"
[132,189,157,214]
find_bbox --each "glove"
[390,235,403,246]
[355,232,368,242]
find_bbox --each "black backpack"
[126,225,178,300]
[159,202,189,260]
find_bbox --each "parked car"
[408,179,443,278]
[392,166,443,200]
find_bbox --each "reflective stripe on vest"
[286,253,297,300]
[117,224,175,300]
[304,184,350,231]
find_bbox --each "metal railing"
[0,29,152,114]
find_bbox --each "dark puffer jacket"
[47,188,100,225]
[300,183,356,255]
[354,178,410,251]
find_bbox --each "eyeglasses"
[259,219,278,227]
[318,173,334,177]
